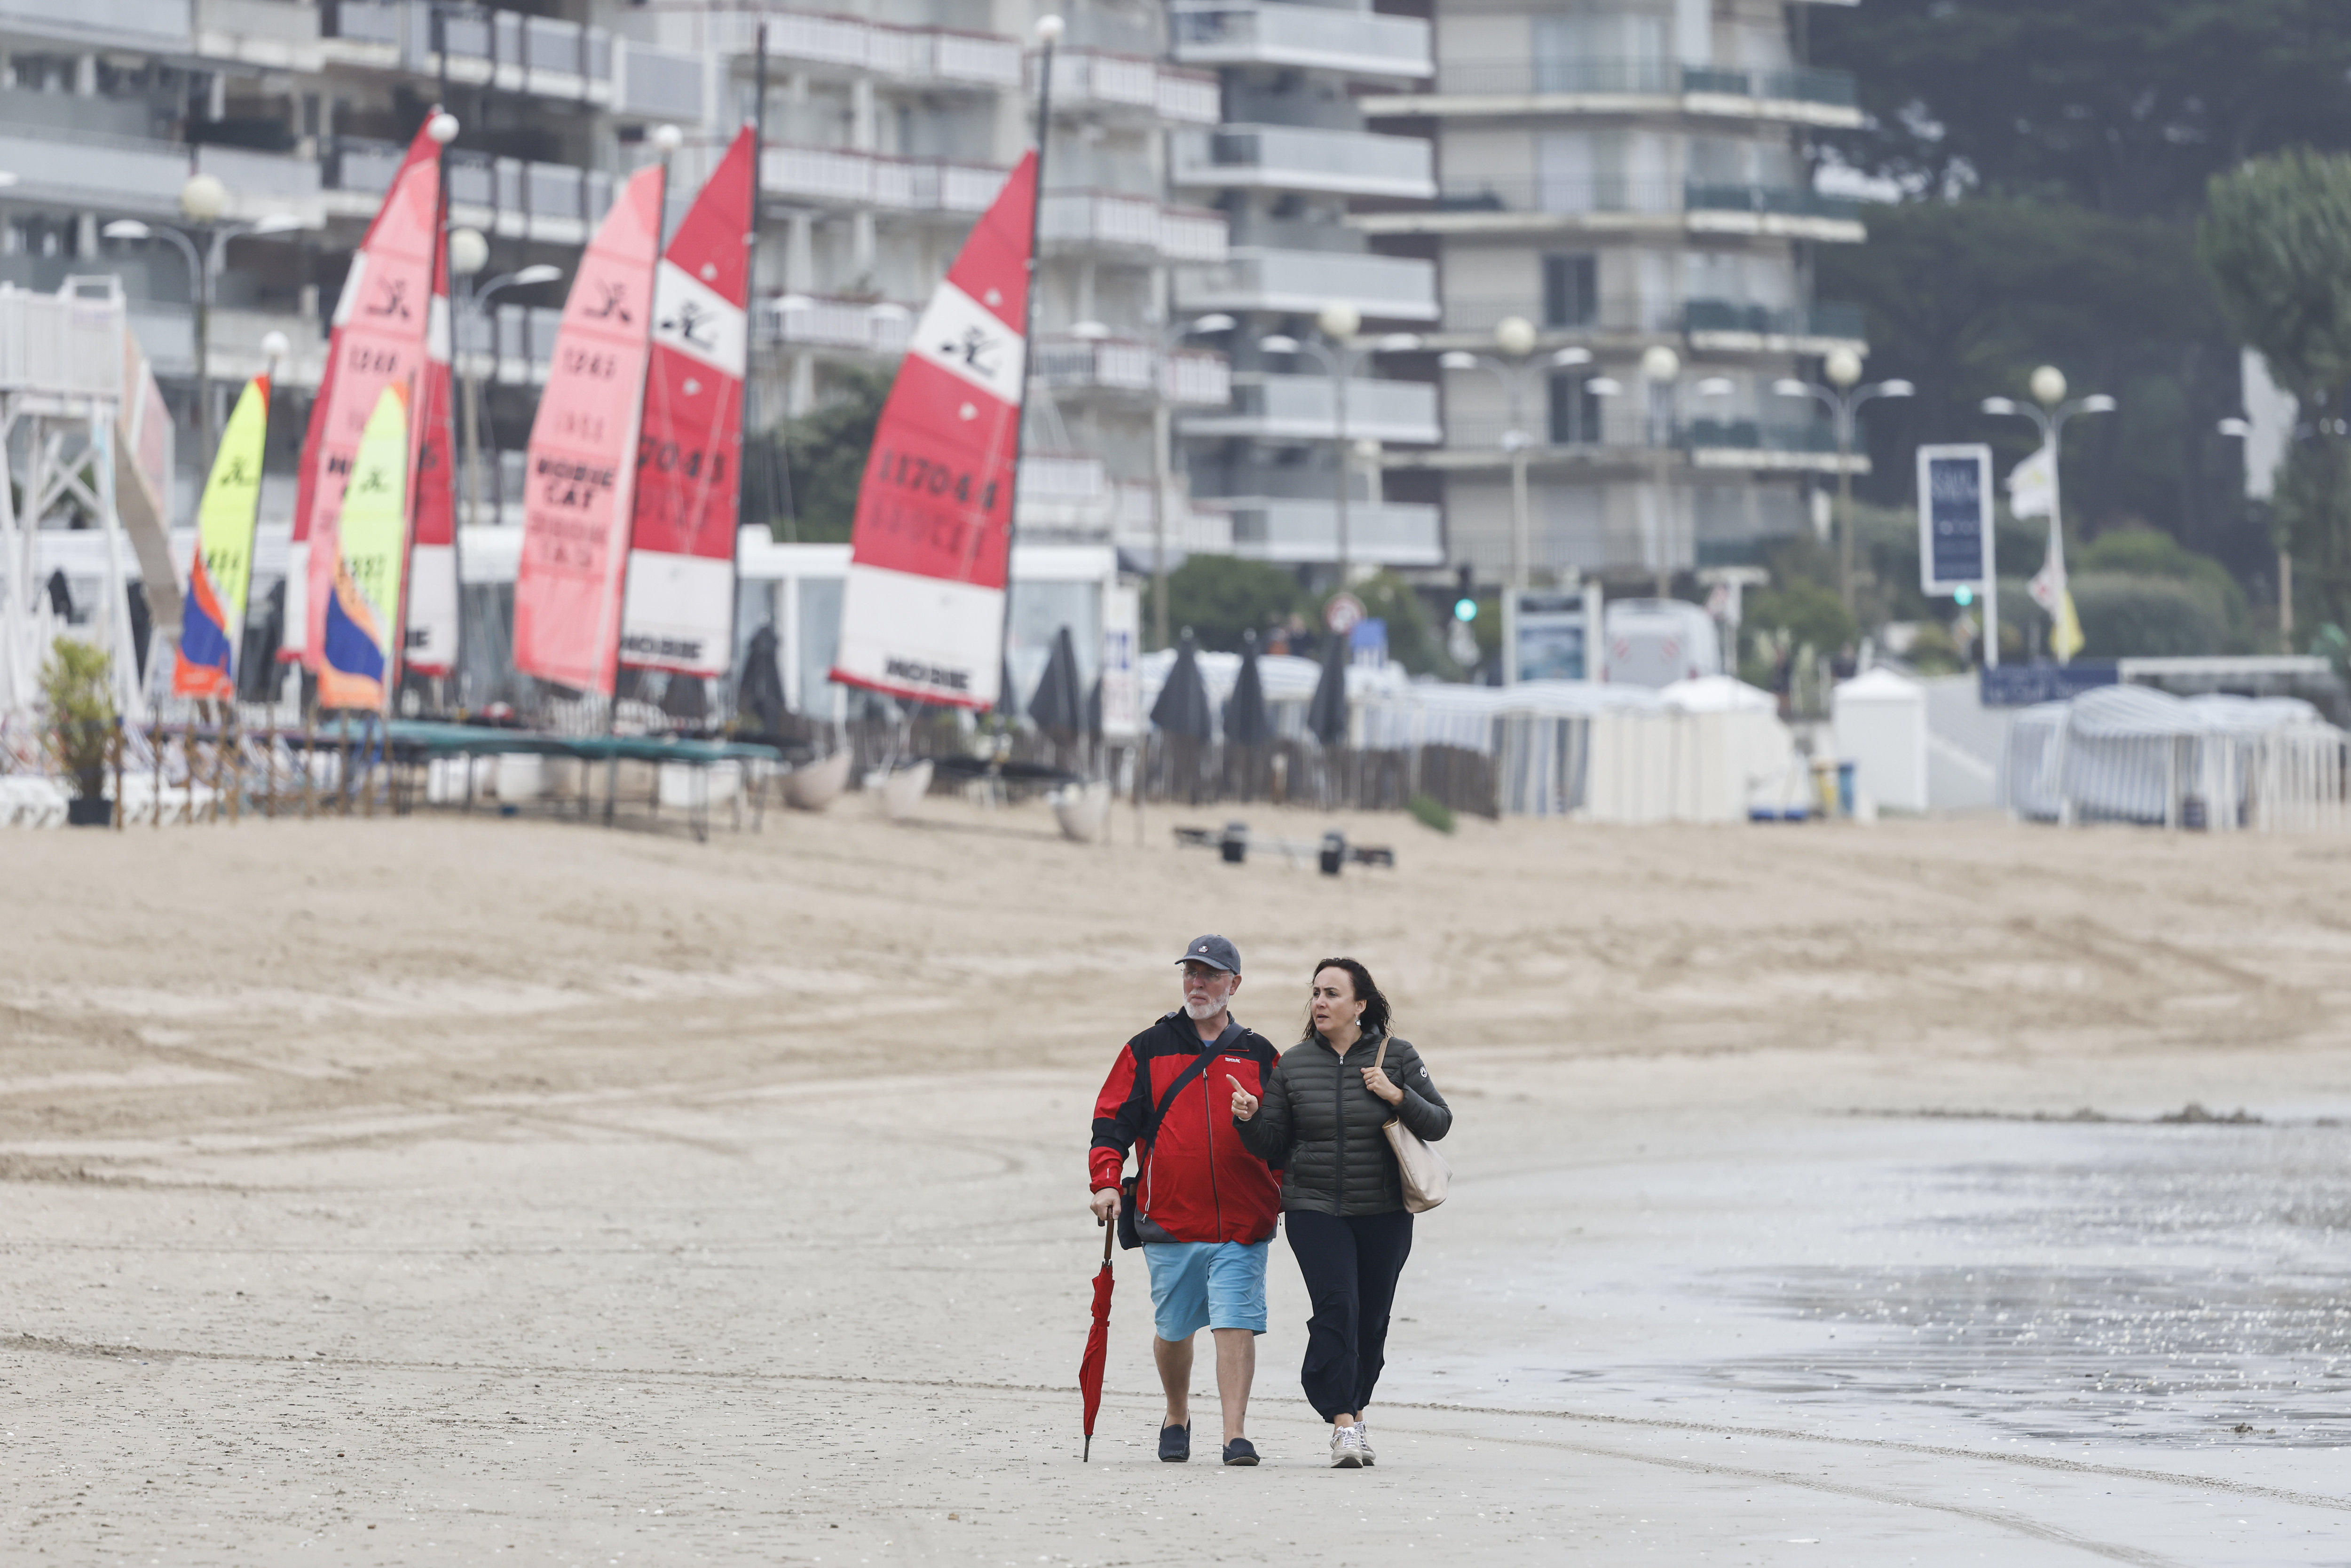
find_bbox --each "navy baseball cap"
[1176,935,1241,974]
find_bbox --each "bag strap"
[1137,1031,1223,1157]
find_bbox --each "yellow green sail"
[317,383,409,711]
[171,374,270,699]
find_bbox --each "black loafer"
[1158,1422,1190,1462]
[1222,1437,1259,1466]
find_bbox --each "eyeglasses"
[1181,964,1230,984]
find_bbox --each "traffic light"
[1453,564,1477,622]
[1955,585,1975,607]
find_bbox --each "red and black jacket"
[1090,1012,1283,1245]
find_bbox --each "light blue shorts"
[1142,1238,1270,1341]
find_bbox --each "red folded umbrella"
[1079,1220,1115,1460]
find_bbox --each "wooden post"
[111,718,124,831]
[302,701,317,819]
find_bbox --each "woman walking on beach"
[1228,958,1451,1468]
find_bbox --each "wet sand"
[3,802,2348,1564]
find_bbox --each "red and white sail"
[511,165,666,696]
[619,127,754,680]
[287,122,444,669]
[829,151,1037,710]
[403,227,460,677]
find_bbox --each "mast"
[606,134,676,730]
[999,14,1059,713]
[728,21,767,729]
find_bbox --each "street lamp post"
[1980,367,2114,660]
[103,181,305,468]
[1130,312,1232,650]
[1260,302,1421,587]
[1773,347,1914,614]
[447,226,562,529]
[1439,315,1592,592]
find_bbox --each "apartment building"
[0,0,1231,570]
[1168,0,1443,577]
[1359,0,1868,586]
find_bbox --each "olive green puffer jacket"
[1233,1032,1451,1216]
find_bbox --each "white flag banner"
[2006,443,2056,520]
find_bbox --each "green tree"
[771,370,893,543]
[40,636,113,799]
[2199,149,2351,630]
[1162,554,1304,654]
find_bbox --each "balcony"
[1041,191,1230,263]
[1173,125,1434,200]
[1433,408,1867,475]
[642,6,1020,91]
[318,1,646,108]
[756,143,1010,215]
[326,138,615,242]
[1683,299,1866,349]
[0,118,323,223]
[0,0,190,48]
[1037,49,1221,126]
[755,295,915,358]
[1034,339,1232,407]
[1112,491,1235,558]
[1357,178,1863,241]
[1016,452,1114,533]
[1225,499,1443,567]
[1378,57,1860,127]
[1171,3,1432,83]
[1182,373,1440,444]
[1176,248,1437,322]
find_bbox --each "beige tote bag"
[1372,1036,1451,1213]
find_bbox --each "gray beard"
[1183,995,1224,1022]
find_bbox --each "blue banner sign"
[1980,661,2119,707]
[1917,443,1993,595]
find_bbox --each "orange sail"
[511,165,667,696]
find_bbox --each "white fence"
[1998,685,2350,832]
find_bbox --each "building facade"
[1360,0,1867,587]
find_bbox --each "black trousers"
[1283,1208,1414,1422]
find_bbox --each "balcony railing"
[1190,373,1441,443]
[1040,190,1230,263]
[0,118,319,219]
[754,296,915,356]
[1683,299,1866,341]
[1174,124,1435,198]
[641,5,1020,89]
[757,143,1010,213]
[1431,57,1855,108]
[329,139,616,226]
[0,0,192,46]
[1033,339,1232,406]
[1177,248,1437,321]
[1171,3,1432,80]
[1225,500,1443,566]
[1446,409,1841,456]
[1035,49,1221,125]
[1429,178,1860,224]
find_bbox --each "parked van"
[1604,599,1721,688]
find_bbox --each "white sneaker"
[1329,1423,1364,1469]
[1355,1421,1375,1466]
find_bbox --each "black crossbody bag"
[1117,1048,1219,1251]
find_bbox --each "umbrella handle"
[1099,1215,1115,1263]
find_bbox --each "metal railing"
[1225,499,1443,565]
[1432,56,1855,106]
[1430,178,1860,222]
[644,4,1021,88]
[1179,248,1437,319]
[1206,374,1441,442]
[1684,299,1866,339]
[1175,124,1435,196]
[1034,49,1221,125]
[757,143,1010,213]
[1171,3,1432,78]
[1040,190,1230,262]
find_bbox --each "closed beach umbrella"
[1078,1223,1116,1461]
[1307,634,1349,746]
[738,622,788,736]
[1029,624,1086,737]
[1225,630,1270,747]
[1151,632,1213,740]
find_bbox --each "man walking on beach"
[1089,937,1283,1466]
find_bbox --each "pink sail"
[511,165,667,696]
[830,152,1036,710]
[619,127,755,681]
[404,221,460,678]
[289,122,444,670]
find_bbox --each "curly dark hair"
[1304,956,1391,1041]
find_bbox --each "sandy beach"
[3,801,2348,1565]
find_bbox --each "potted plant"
[41,635,115,827]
